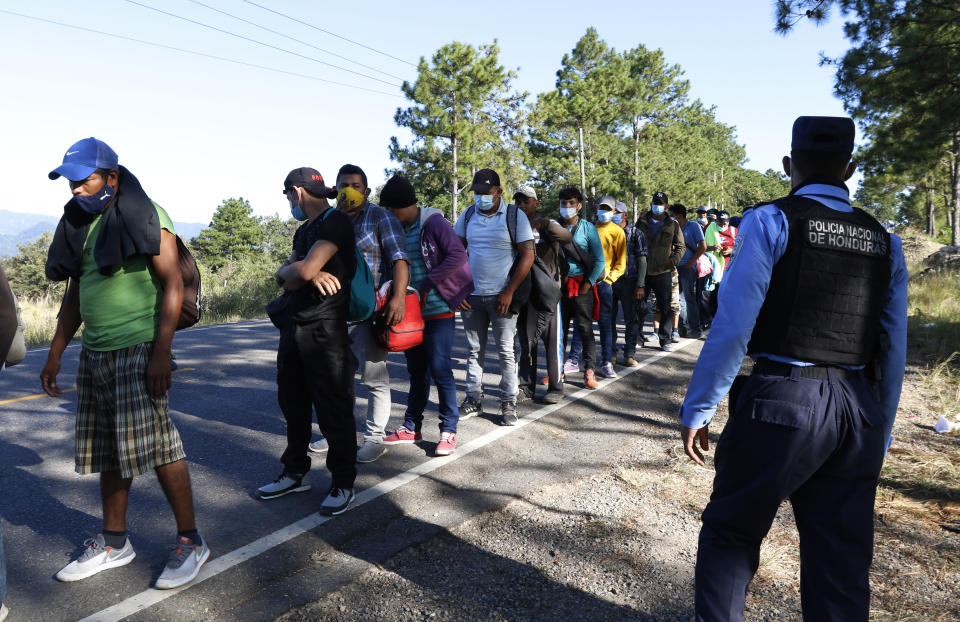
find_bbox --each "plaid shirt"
[623,223,649,279]
[351,202,408,286]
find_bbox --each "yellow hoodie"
[596,222,626,284]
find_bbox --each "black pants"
[696,366,886,622]
[561,287,595,371]
[276,319,359,488]
[645,271,673,345]
[518,301,563,395]
[610,276,639,358]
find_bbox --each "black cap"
[791,116,855,153]
[471,168,501,194]
[652,191,668,205]
[379,174,418,209]
[283,167,336,199]
[717,210,730,222]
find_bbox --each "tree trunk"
[952,129,960,246]
[925,175,936,237]
[578,124,587,199]
[633,120,640,224]
[452,132,459,221]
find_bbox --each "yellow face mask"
[337,185,366,208]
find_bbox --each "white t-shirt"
[454,199,534,296]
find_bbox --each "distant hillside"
[0,209,206,257]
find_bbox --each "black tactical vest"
[747,194,891,366]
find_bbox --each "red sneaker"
[435,432,456,456]
[382,426,422,445]
[584,369,599,389]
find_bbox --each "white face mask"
[560,206,578,220]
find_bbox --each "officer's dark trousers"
[696,366,887,622]
[518,300,563,395]
[645,271,673,345]
[277,319,359,489]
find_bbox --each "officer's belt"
[752,358,865,380]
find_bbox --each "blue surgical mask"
[651,204,665,216]
[290,199,308,221]
[560,206,578,220]
[475,194,495,210]
[597,210,613,223]
[73,184,114,215]
[612,213,623,225]
[698,217,707,225]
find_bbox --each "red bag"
[374,282,424,352]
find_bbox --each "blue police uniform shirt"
[678,182,908,446]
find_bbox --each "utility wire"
[123,0,402,88]
[241,0,417,68]
[0,9,403,98]
[184,0,408,82]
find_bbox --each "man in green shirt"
[41,137,209,589]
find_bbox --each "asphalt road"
[0,318,705,622]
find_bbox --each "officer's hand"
[40,356,63,397]
[681,425,709,466]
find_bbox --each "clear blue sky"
[0,0,854,224]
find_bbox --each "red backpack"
[374,282,424,352]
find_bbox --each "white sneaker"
[356,441,387,463]
[257,472,310,500]
[55,534,136,582]
[1,603,9,622]
[320,487,355,516]
[155,536,211,589]
[308,437,329,453]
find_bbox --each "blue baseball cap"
[48,137,119,181]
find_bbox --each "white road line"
[78,339,699,622]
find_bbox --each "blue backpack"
[322,208,376,322]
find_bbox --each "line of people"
[23,136,742,598]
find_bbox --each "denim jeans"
[678,265,701,337]
[461,295,519,402]
[610,276,639,358]
[350,321,392,443]
[402,316,459,433]
[596,281,614,363]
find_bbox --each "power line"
[184,0,408,82]
[241,0,417,68]
[0,9,403,98]
[123,0,402,88]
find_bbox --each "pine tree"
[192,198,263,270]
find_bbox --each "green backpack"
[322,208,376,322]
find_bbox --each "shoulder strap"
[506,204,518,247]
[462,205,476,232]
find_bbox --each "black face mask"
[73,184,114,215]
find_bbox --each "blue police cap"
[791,116,855,154]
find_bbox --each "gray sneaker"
[320,487,355,516]
[0,603,8,622]
[308,437,329,453]
[356,441,387,463]
[501,401,518,426]
[459,396,482,420]
[55,534,136,582]
[155,536,211,589]
[600,361,618,378]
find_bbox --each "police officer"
[678,116,908,621]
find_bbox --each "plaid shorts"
[76,342,186,478]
